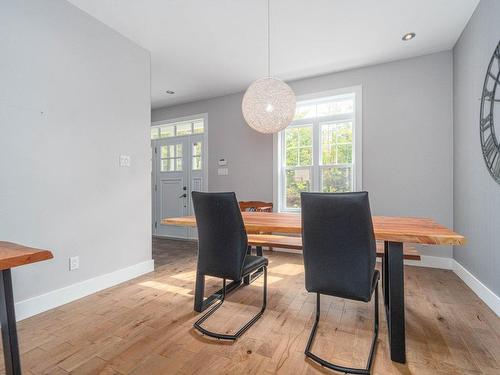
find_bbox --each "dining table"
[163,211,466,364]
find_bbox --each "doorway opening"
[151,114,208,240]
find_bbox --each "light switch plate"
[69,256,79,271]
[120,155,131,167]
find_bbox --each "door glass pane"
[160,125,175,138]
[160,159,169,172]
[176,143,183,157]
[169,145,175,158]
[193,120,204,134]
[192,156,202,170]
[175,158,182,171]
[192,142,202,170]
[285,168,311,209]
[321,166,352,192]
[160,145,168,158]
[151,128,159,140]
[192,142,201,156]
[176,122,192,136]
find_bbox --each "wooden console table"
[0,242,53,375]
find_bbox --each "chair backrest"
[301,192,377,302]
[239,201,273,212]
[192,192,248,280]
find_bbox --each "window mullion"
[312,119,320,192]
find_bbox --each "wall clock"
[480,40,500,184]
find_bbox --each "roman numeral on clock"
[481,115,492,131]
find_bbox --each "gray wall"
[153,51,454,258]
[453,0,500,295]
[0,0,152,301]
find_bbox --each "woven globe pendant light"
[242,0,296,134]
[242,77,296,134]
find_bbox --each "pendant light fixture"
[242,0,296,134]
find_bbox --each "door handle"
[179,193,187,198]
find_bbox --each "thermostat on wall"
[218,159,227,166]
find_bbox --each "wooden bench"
[247,234,421,260]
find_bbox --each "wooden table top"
[163,212,466,246]
[0,242,53,271]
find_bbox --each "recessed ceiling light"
[402,32,416,41]
[166,90,175,94]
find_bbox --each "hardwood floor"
[6,238,500,374]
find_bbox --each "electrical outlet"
[69,256,79,271]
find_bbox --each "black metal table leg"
[255,246,263,256]
[194,269,242,313]
[382,242,389,302]
[0,269,21,375]
[383,241,406,363]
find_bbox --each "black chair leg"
[193,266,267,341]
[244,246,265,285]
[305,281,379,374]
[244,246,252,285]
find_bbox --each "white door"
[153,134,206,239]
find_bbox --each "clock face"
[480,41,500,184]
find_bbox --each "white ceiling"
[67,0,479,109]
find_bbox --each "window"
[192,141,202,170]
[276,87,361,211]
[160,143,183,172]
[151,118,204,139]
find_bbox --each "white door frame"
[151,113,208,239]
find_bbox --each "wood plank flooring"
[4,237,500,374]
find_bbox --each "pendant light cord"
[267,0,271,77]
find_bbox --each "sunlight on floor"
[269,263,304,276]
[139,280,193,296]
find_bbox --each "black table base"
[0,269,21,375]
[382,241,406,363]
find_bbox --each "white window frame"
[273,86,362,212]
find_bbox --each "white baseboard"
[15,259,154,321]
[391,254,453,269]
[452,260,500,317]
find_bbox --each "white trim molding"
[452,260,500,317]
[15,259,154,321]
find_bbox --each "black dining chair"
[191,191,268,340]
[301,192,379,374]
